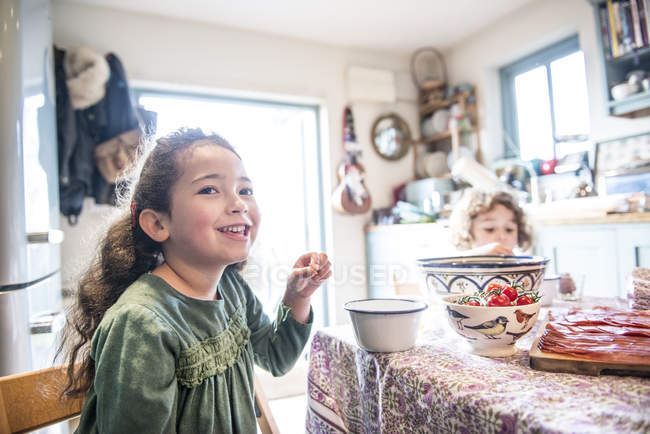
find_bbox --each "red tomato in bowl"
[487,282,502,292]
[516,295,535,305]
[465,300,480,306]
[502,285,518,302]
[487,294,511,306]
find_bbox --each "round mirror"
[371,113,412,161]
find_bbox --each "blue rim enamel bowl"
[417,255,550,296]
[344,298,428,352]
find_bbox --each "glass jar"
[626,268,650,310]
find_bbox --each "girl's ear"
[139,209,170,242]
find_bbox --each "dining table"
[305,297,650,433]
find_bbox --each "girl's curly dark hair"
[57,127,242,398]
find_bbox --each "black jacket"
[55,48,139,222]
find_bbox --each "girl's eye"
[240,187,254,196]
[506,228,516,233]
[483,228,495,233]
[199,186,219,194]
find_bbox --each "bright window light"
[515,66,554,161]
[137,94,327,325]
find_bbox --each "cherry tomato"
[465,300,480,306]
[487,294,511,306]
[486,282,502,292]
[502,285,518,302]
[516,295,535,305]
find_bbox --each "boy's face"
[470,204,518,251]
[163,141,260,269]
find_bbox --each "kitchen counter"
[531,211,650,226]
[364,220,447,232]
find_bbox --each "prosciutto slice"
[537,307,650,365]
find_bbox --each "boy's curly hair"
[449,188,533,251]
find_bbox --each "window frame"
[500,35,582,159]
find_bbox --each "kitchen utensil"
[642,77,650,92]
[331,106,371,215]
[539,274,559,307]
[404,177,454,209]
[417,255,549,296]
[421,115,435,138]
[441,294,541,357]
[626,267,650,310]
[410,47,447,92]
[557,272,585,301]
[450,157,499,188]
[422,151,448,177]
[611,82,641,101]
[431,109,449,134]
[344,298,428,352]
[626,70,646,85]
[541,159,557,175]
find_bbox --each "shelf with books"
[607,44,650,63]
[590,0,650,117]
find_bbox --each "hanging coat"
[55,47,139,223]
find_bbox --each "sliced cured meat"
[538,307,650,365]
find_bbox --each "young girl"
[58,128,331,433]
[449,188,533,256]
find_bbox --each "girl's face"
[470,204,518,250]
[163,141,260,269]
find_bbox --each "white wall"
[53,3,418,325]
[444,0,650,165]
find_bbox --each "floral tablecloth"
[306,301,650,434]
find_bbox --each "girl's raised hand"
[286,252,332,298]
[468,242,514,256]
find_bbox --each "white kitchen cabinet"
[536,222,650,298]
[365,223,456,298]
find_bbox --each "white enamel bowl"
[344,298,428,352]
[441,294,541,357]
[417,255,550,296]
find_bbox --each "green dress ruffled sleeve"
[74,270,313,434]
[233,270,313,376]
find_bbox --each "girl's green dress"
[75,269,312,433]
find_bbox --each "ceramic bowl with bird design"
[441,294,541,357]
[417,255,550,296]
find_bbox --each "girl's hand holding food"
[467,242,514,256]
[283,252,332,323]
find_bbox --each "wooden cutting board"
[529,321,650,377]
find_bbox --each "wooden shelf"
[419,91,472,117]
[608,89,650,116]
[416,126,478,145]
[607,45,650,64]
[417,131,451,144]
[414,85,480,178]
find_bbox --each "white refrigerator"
[0,0,63,376]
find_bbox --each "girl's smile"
[217,224,252,241]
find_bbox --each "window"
[500,36,591,161]
[133,89,330,326]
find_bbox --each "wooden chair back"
[254,373,280,434]
[0,367,278,433]
[0,366,83,434]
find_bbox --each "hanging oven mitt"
[94,128,141,183]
